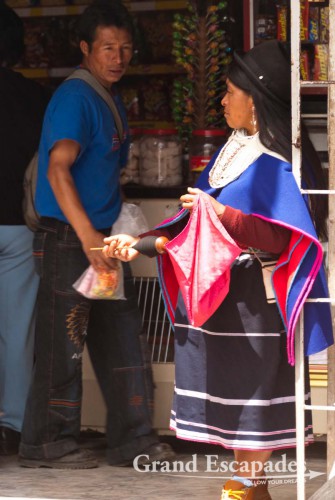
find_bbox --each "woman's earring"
[251,106,257,133]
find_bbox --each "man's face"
[80,25,133,88]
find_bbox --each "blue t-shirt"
[35,78,129,229]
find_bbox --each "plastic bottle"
[120,128,142,185]
[189,129,227,184]
[139,129,183,187]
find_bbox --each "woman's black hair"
[0,4,24,66]
[76,0,135,49]
[227,62,328,241]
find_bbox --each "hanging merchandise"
[172,1,233,143]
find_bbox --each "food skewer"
[90,245,135,251]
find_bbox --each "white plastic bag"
[73,261,125,300]
[111,202,149,236]
[73,203,148,300]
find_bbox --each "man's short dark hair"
[76,0,135,49]
[0,4,24,66]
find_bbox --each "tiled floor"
[0,436,331,500]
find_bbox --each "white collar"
[208,129,286,189]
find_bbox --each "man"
[19,0,174,469]
[0,2,50,455]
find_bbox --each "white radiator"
[82,273,175,433]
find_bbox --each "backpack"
[22,69,124,231]
[22,151,40,231]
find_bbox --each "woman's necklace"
[208,130,262,189]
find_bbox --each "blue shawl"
[157,147,333,365]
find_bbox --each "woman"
[103,40,333,500]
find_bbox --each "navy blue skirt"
[170,256,313,451]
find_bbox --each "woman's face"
[221,78,255,135]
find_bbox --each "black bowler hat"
[233,40,291,108]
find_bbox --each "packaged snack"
[73,261,125,300]
[73,203,148,299]
[140,78,171,121]
[136,11,174,63]
[314,44,328,81]
[21,18,49,68]
[277,5,287,42]
[255,15,276,43]
[308,6,319,42]
[300,50,310,81]
[320,7,329,43]
[120,86,140,121]
[300,1,309,41]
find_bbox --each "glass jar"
[189,129,227,183]
[139,129,183,187]
[120,128,142,185]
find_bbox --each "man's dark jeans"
[20,217,158,462]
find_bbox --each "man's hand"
[82,229,120,271]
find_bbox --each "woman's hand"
[180,187,202,210]
[180,187,226,219]
[102,234,140,262]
